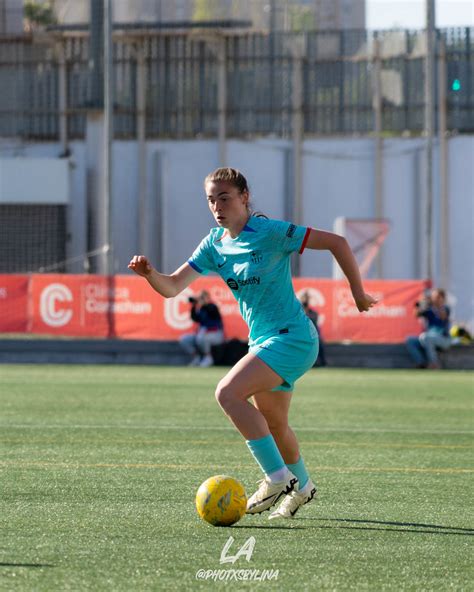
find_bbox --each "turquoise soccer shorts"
[249,318,319,392]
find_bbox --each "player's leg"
[214,351,284,439]
[214,353,298,513]
[253,390,317,519]
[252,390,299,464]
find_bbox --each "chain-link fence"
[0,27,472,140]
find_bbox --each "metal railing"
[0,27,472,140]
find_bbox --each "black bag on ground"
[211,339,249,366]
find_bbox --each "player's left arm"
[304,229,378,312]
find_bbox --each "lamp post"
[424,0,436,281]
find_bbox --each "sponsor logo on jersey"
[226,277,261,291]
[227,278,239,290]
[239,276,260,287]
[286,224,296,238]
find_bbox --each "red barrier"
[0,274,429,343]
[0,275,29,333]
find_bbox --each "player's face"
[205,181,249,229]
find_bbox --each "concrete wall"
[0,0,23,34]
[0,135,472,329]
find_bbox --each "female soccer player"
[129,167,376,520]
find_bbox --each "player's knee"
[215,381,235,411]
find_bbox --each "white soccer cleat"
[268,479,317,520]
[246,472,298,514]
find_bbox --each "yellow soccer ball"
[196,475,247,527]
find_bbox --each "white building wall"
[380,138,425,280]
[302,139,374,278]
[447,137,474,328]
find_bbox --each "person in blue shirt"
[406,289,451,369]
[129,167,377,520]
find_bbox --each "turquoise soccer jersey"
[188,216,312,344]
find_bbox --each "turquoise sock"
[246,434,286,476]
[287,456,309,489]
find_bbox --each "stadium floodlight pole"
[438,37,449,291]
[424,0,436,281]
[291,37,305,277]
[57,40,68,156]
[136,43,148,256]
[269,0,277,32]
[103,0,113,275]
[373,35,384,279]
[217,34,227,166]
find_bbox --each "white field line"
[0,424,473,435]
[0,459,472,475]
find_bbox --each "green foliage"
[193,0,225,21]
[288,5,314,32]
[24,1,57,30]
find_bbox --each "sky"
[366,0,474,29]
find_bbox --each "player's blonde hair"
[204,167,249,194]
[204,167,268,218]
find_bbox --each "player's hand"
[353,292,378,312]
[128,255,153,277]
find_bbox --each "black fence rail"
[0,27,472,140]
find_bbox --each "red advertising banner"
[0,275,29,333]
[299,279,430,342]
[29,275,159,338]
[0,274,429,343]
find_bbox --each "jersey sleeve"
[268,219,312,254]
[187,233,216,275]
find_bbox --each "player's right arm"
[128,256,200,298]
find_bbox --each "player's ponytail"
[251,210,268,219]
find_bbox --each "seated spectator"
[405,289,452,369]
[300,291,327,367]
[179,290,224,367]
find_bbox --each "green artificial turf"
[0,365,473,591]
